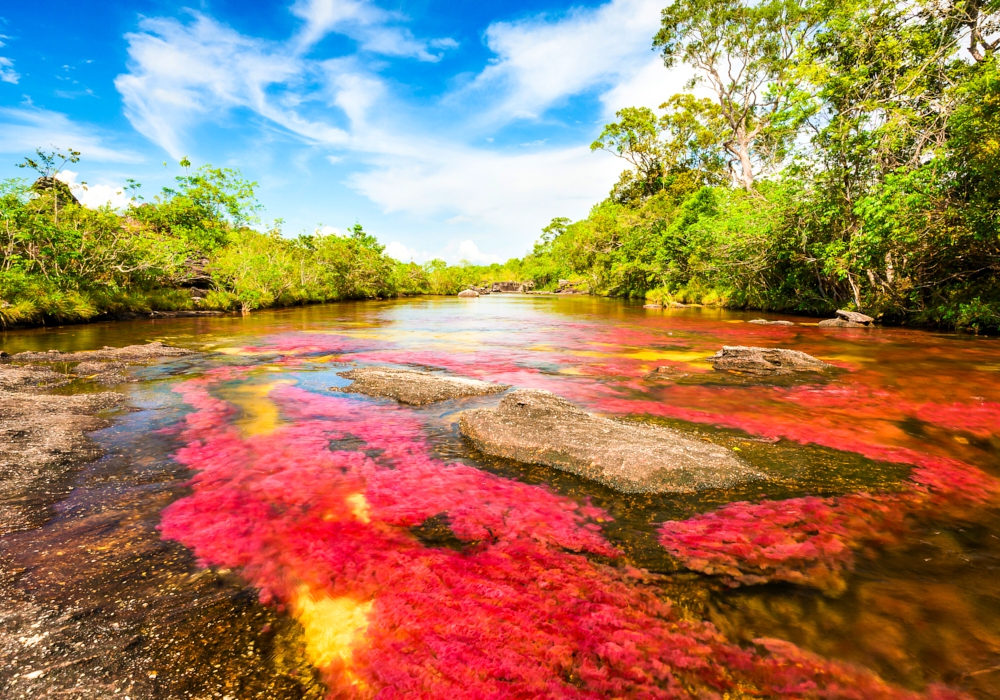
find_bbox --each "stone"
[818,309,875,327]
[748,319,795,326]
[0,365,72,392]
[30,176,80,208]
[643,303,664,309]
[818,318,867,328]
[0,390,124,535]
[12,341,194,363]
[836,309,874,324]
[457,289,479,298]
[459,389,763,494]
[336,366,509,405]
[707,346,833,376]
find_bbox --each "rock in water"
[836,309,874,324]
[818,309,875,327]
[748,319,795,326]
[707,346,832,376]
[336,366,508,405]
[12,341,193,363]
[459,389,762,494]
[458,289,479,298]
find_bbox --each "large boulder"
[336,366,508,405]
[818,309,875,327]
[457,289,479,298]
[459,389,763,494]
[707,346,832,376]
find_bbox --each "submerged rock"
[336,366,509,405]
[749,319,795,326]
[459,389,762,493]
[707,346,832,376]
[458,289,480,298]
[818,309,875,327]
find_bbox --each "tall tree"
[653,0,818,190]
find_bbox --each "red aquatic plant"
[657,454,999,593]
[160,371,971,699]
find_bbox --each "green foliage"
[0,156,429,326]
[509,0,1000,332]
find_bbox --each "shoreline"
[2,293,994,338]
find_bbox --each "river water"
[2,296,999,699]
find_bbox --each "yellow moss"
[220,380,295,436]
[346,493,371,523]
[293,587,372,680]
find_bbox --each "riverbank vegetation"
[500,0,1000,332]
[0,153,438,326]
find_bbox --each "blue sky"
[0,0,688,262]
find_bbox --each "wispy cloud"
[0,56,18,84]
[462,0,665,123]
[0,107,143,163]
[291,0,456,61]
[111,0,674,256]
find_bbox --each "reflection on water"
[2,296,999,698]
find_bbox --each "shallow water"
[2,296,999,698]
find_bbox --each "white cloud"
[348,144,619,239]
[56,169,132,210]
[464,0,665,123]
[598,57,698,115]
[317,224,342,235]
[0,107,143,163]
[456,239,500,265]
[384,240,428,262]
[0,56,18,84]
[115,14,346,160]
[110,0,679,256]
[291,0,455,61]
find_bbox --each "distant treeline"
[0,152,520,327]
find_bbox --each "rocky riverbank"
[0,343,325,699]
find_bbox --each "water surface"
[3,296,999,698]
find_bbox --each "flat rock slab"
[12,341,194,363]
[708,346,832,375]
[0,390,124,535]
[748,319,795,326]
[336,366,509,405]
[459,389,763,494]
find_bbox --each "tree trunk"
[736,139,755,191]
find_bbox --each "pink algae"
[159,369,971,699]
[656,447,1000,593]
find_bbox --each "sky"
[0,0,688,263]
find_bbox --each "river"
[2,295,998,699]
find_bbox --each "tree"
[654,0,818,190]
[592,99,726,205]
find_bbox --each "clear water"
[2,296,998,699]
